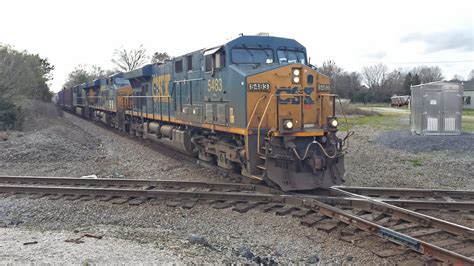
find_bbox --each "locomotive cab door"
[202,47,228,126]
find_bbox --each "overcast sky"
[1,0,473,92]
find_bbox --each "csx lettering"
[152,74,171,96]
[303,87,315,104]
[276,87,314,105]
[208,78,223,92]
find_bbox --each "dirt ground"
[0,102,472,264]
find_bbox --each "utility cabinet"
[410,82,463,135]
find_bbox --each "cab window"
[231,48,273,64]
[277,49,306,64]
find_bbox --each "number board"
[318,84,330,92]
[248,83,270,92]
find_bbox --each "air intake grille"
[444,117,455,131]
[427,117,438,131]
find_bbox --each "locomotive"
[58,34,345,191]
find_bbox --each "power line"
[370,59,474,64]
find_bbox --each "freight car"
[57,87,73,112]
[59,35,346,191]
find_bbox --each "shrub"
[0,99,23,130]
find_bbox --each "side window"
[175,59,183,73]
[205,55,212,72]
[215,51,225,69]
[204,51,225,72]
[464,96,471,105]
[187,55,193,71]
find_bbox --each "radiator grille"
[427,117,438,131]
[444,117,456,131]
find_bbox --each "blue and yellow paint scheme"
[65,35,345,191]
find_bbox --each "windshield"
[277,50,306,64]
[231,48,274,64]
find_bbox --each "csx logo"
[276,87,315,105]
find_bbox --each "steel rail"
[299,198,474,266]
[299,195,474,212]
[0,185,286,203]
[334,186,474,200]
[329,187,474,239]
[0,175,280,194]
[0,183,472,264]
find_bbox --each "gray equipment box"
[410,82,463,135]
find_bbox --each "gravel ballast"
[0,104,472,263]
[342,125,473,189]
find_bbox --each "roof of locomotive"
[123,64,154,80]
[122,35,308,79]
[224,35,306,52]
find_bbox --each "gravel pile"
[376,130,474,154]
[343,125,473,190]
[0,110,222,182]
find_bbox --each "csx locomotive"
[58,34,345,191]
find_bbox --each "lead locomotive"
[58,35,345,191]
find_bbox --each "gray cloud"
[401,27,474,53]
[364,50,387,59]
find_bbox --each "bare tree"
[468,69,474,81]
[361,63,388,89]
[318,60,343,78]
[151,52,171,64]
[451,74,464,81]
[111,45,149,72]
[410,66,443,83]
[317,60,344,94]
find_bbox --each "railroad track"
[331,186,474,212]
[0,175,473,265]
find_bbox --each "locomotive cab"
[223,35,345,191]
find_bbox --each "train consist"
[57,35,345,191]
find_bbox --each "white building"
[463,86,474,109]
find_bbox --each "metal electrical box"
[410,82,463,135]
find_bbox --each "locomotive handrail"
[173,78,204,83]
[246,95,267,130]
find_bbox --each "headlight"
[293,76,300,83]
[330,119,338,127]
[283,119,294,129]
[293,69,300,76]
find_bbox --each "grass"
[462,109,474,132]
[339,112,407,131]
[338,106,474,133]
[409,159,423,167]
[336,102,379,116]
[399,158,423,167]
[463,109,474,116]
[352,103,390,108]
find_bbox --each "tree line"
[0,44,54,129]
[318,60,474,103]
[64,45,170,89]
[320,61,443,103]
